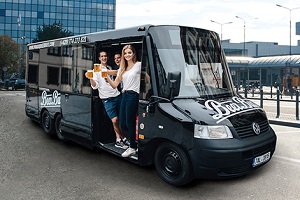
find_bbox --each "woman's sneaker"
[121,147,136,157]
[115,140,128,149]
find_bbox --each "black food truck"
[25,25,277,186]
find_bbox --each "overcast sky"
[116,0,300,46]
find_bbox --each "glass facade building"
[0,0,116,45]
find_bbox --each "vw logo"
[252,122,261,135]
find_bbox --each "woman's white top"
[121,62,141,94]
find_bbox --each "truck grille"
[235,119,270,138]
[230,110,270,139]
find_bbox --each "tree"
[0,35,20,81]
[32,21,73,43]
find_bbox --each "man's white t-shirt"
[121,62,141,94]
[91,65,120,99]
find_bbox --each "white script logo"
[40,90,61,107]
[204,97,261,123]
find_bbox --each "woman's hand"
[105,74,121,89]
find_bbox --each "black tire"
[55,114,68,142]
[154,142,193,186]
[41,110,54,135]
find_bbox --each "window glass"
[27,65,38,84]
[61,67,70,85]
[31,12,37,18]
[37,5,43,11]
[47,66,59,85]
[25,4,31,11]
[82,46,93,60]
[140,39,152,100]
[38,48,62,90]
[6,16,12,23]
[37,11,43,18]
[149,26,234,99]
[19,4,25,10]
[6,3,12,9]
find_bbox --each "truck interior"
[91,37,145,161]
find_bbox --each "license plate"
[252,152,271,167]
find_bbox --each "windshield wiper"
[213,92,232,99]
[173,96,206,101]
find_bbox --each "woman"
[105,45,141,157]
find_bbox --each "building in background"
[222,40,300,57]
[222,21,300,57]
[224,22,300,94]
[0,0,116,45]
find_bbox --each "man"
[112,52,122,92]
[85,51,128,149]
[112,52,121,70]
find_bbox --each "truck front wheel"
[154,142,193,186]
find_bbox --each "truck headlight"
[194,125,233,139]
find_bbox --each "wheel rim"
[43,112,50,131]
[161,150,182,177]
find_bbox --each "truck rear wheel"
[55,114,68,142]
[154,142,193,186]
[41,110,54,135]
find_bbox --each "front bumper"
[190,130,277,179]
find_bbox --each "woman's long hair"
[120,45,137,73]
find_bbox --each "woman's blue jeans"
[119,90,139,149]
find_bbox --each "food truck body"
[25,25,277,186]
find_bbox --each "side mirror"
[167,71,181,99]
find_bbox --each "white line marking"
[273,155,300,164]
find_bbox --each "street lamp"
[19,36,26,78]
[21,36,26,51]
[276,4,300,56]
[210,20,233,41]
[236,16,258,56]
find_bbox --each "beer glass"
[101,68,108,78]
[87,70,93,79]
[94,63,101,72]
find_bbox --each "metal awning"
[226,55,300,68]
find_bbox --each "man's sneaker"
[122,138,130,146]
[121,147,136,157]
[115,140,128,149]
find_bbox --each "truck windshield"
[149,26,235,99]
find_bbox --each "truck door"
[25,49,40,120]
[60,44,93,148]
[26,65,39,120]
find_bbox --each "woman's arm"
[105,74,122,89]
[107,69,118,76]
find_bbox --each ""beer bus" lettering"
[40,90,61,107]
[205,97,261,123]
